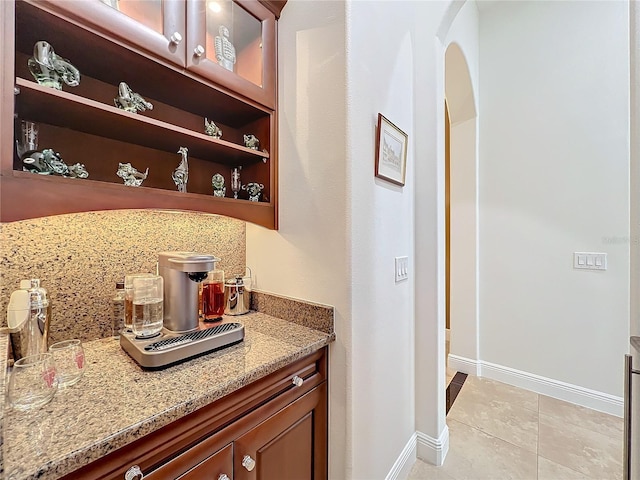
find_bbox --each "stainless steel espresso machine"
[120,252,244,369]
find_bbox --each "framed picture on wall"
[375,113,408,186]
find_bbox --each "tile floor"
[409,366,624,479]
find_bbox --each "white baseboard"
[385,427,450,479]
[385,432,417,480]
[447,354,623,417]
[416,426,449,467]
[448,354,481,376]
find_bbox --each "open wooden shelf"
[2,0,279,229]
[15,78,269,165]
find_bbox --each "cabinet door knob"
[194,44,205,57]
[124,465,144,480]
[292,375,304,387]
[169,32,183,45]
[242,454,256,471]
[218,475,230,480]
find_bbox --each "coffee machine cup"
[157,252,218,332]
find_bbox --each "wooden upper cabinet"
[3,0,282,228]
[35,0,276,108]
[186,0,276,109]
[33,0,188,67]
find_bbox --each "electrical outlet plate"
[395,256,409,282]
[573,252,607,271]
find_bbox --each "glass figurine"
[242,182,264,202]
[214,25,236,72]
[243,134,260,150]
[28,41,80,90]
[114,82,153,113]
[231,167,242,199]
[22,149,89,178]
[117,162,148,186]
[204,118,223,139]
[212,173,226,197]
[172,147,189,193]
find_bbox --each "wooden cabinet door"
[185,0,276,109]
[234,383,327,480]
[32,0,187,67]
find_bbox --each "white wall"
[248,0,451,478]
[346,2,417,477]
[479,1,630,397]
[246,1,349,477]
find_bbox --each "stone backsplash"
[0,210,245,343]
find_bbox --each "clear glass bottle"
[112,281,125,338]
[26,279,50,356]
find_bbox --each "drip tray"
[120,321,244,369]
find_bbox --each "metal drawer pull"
[194,45,205,57]
[242,454,256,471]
[624,354,640,480]
[292,375,304,387]
[124,465,144,480]
[169,32,183,45]
[218,475,230,480]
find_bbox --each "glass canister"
[131,275,163,338]
[201,269,225,321]
[124,273,155,331]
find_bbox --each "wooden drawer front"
[261,350,326,401]
[145,439,232,480]
[178,443,233,480]
[203,348,327,434]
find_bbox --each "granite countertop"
[3,312,334,480]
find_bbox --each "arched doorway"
[444,42,479,380]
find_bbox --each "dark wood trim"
[0,172,276,229]
[259,0,288,19]
[445,99,451,331]
[0,1,15,176]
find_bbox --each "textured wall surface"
[0,210,245,342]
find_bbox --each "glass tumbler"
[8,353,58,410]
[202,269,225,321]
[132,275,164,338]
[124,273,155,331]
[49,339,85,388]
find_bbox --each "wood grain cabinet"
[59,348,328,480]
[0,0,285,228]
[234,385,327,479]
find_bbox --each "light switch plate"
[395,256,409,282]
[573,252,607,271]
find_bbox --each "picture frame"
[375,113,408,186]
